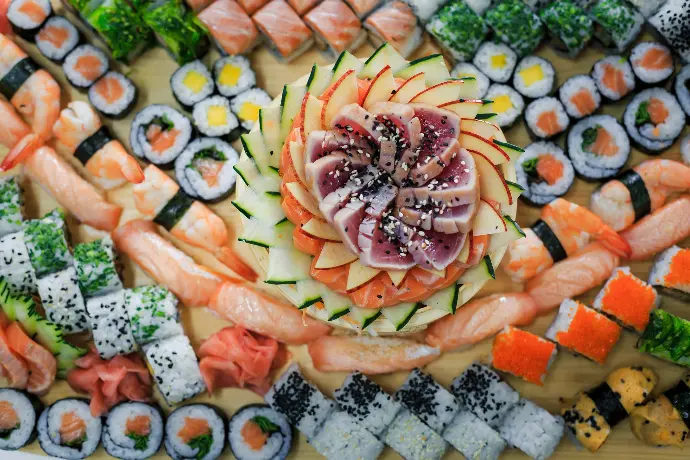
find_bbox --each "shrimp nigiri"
[24,146,123,231]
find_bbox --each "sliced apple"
[346,261,381,291]
[386,270,408,288]
[285,182,324,219]
[299,93,324,144]
[456,233,472,265]
[473,199,508,236]
[460,118,501,141]
[315,242,359,269]
[418,266,446,278]
[438,100,483,119]
[362,66,396,111]
[289,141,306,185]
[302,218,342,241]
[458,132,510,165]
[409,80,468,105]
[470,150,512,205]
[321,69,359,128]
[389,72,426,104]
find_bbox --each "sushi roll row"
[490,326,558,385]
[630,374,690,447]
[649,245,690,300]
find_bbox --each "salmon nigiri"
[112,220,230,307]
[425,293,538,352]
[5,323,56,395]
[308,335,440,374]
[209,282,331,345]
[0,325,28,389]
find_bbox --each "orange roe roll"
[546,299,621,364]
[593,267,658,332]
[649,245,690,300]
[491,326,557,385]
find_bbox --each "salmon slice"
[570,89,597,116]
[636,47,673,71]
[0,326,28,389]
[344,0,380,16]
[589,127,619,156]
[126,415,151,437]
[194,159,224,188]
[0,0,11,35]
[59,411,87,445]
[92,74,124,103]
[621,195,690,261]
[310,260,348,292]
[178,417,210,444]
[350,274,387,308]
[365,2,418,57]
[0,400,20,434]
[526,242,619,312]
[601,63,627,96]
[5,323,56,395]
[281,185,314,226]
[241,419,269,450]
[293,227,325,256]
[18,1,48,22]
[146,125,181,154]
[253,0,313,59]
[304,0,362,55]
[647,97,669,125]
[237,0,269,14]
[209,281,332,345]
[37,23,69,48]
[198,0,258,55]
[536,111,561,137]
[536,154,564,185]
[308,335,440,374]
[185,0,213,12]
[425,293,538,352]
[74,55,103,81]
[287,0,320,15]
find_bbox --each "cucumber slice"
[10,295,40,336]
[234,159,281,194]
[487,216,526,253]
[506,181,525,199]
[259,106,282,170]
[0,277,15,320]
[475,113,497,120]
[395,54,450,86]
[322,289,351,321]
[349,306,382,330]
[381,302,420,331]
[331,51,364,83]
[34,321,87,377]
[280,84,307,142]
[479,99,494,113]
[265,248,312,285]
[493,140,524,162]
[55,341,87,378]
[359,43,407,79]
[457,256,496,284]
[296,279,324,309]
[306,64,333,98]
[241,131,273,176]
[424,284,461,314]
[232,187,285,226]
[239,218,295,249]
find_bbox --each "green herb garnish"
[141,324,160,339]
[539,0,593,55]
[0,424,19,439]
[521,158,539,178]
[64,434,87,448]
[74,239,120,297]
[127,433,149,451]
[188,434,213,460]
[149,114,175,132]
[635,101,651,126]
[426,1,488,62]
[23,211,71,278]
[252,416,280,434]
[485,0,544,57]
[581,125,601,152]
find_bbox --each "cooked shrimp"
[505,198,631,282]
[132,165,178,216]
[591,160,690,232]
[0,98,31,148]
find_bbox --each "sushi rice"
[442,408,507,460]
[473,41,518,84]
[88,71,138,119]
[513,56,555,99]
[674,64,690,118]
[174,137,239,202]
[7,0,52,41]
[231,88,272,132]
[623,88,684,154]
[171,60,215,111]
[539,0,593,57]
[102,402,165,460]
[648,0,690,64]
[483,0,545,57]
[193,96,240,140]
[516,141,574,206]
[383,408,448,460]
[484,84,525,128]
[425,1,488,63]
[559,74,601,119]
[130,105,193,167]
[588,0,644,52]
[0,389,43,451]
[464,0,491,15]
[451,63,490,99]
[86,290,137,359]
[499,399,564,459]
[630,41,675,85]
[35,16,80,62]
[567,114,629,180]
[524,97,570,139]
[62,44,109,90]
[124,285,184,346]
[681,134,690,165]
[38,398,102,459]
[165,404,225,460]
[395,368,460,433]
[309,411,385,460]
[591,55,635,102]
[214,56,256,98]
[0,232,37,297]
[228,405,292,460]
[37,266,89,334]
[627,0,665,18]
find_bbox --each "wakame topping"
[187,434,212,460]
[252,416,280,434]
[635,101,651,126]
[581,125,602,151]
[127,433,149,451]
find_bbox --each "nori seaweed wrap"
[638,309,690,367]
[539,0,593,57]
[425,0,488,63]
[484,0,544,57]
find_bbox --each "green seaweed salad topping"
[143,0,210,65]
[187,434,212,460]
[485,0,544,57]
[539,0,593,54]
[638,310,690,366]
[427,1,488,62]
[83,0,153,62]
[74,239,119,297]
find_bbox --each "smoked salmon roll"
[62,44,109,90]
[35,16,81,63]
[253,0,314,62]
[623,88,685,155]
[303,0,366,58]
[7,0,52,41]
[164,404,225,459]
[363,1,423,59]
[198,0,260,56]
[566,115,629,180]
[0,389,43,451]
[630,41,675,86]
[88,71,138,119]
[524,98,570,140]
[130,104,193,167]
[287,0,321,15]
[237,0,270,14]
[102,402,165,460]
[591,55,636,102]
[558,74,601,119]
[37,398,102,459]
[516,141,574,206]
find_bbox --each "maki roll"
[102,402,165,460]
[401,0,447,23]
[524,97,570,139]
[443,408,507,460]
[383,409,448,460]
[682,134,690,165]
[165,404,226,460]
[228,405,292,460]
[499,399,564,459]
[35,16,81,63]
[0,176,24,238]
[144,335,206,405]
[593,266,659,332]
[0,389,43,451]
[38,398,103,459]
[588,0,644,53]
[484,84,525,128]
[627,0,665,18]
[630,41,675,85]
[125,285,183,346]
[675,65,690,118]
[175,138,239,202]
[591,55,635,102]
[649,246,690,300]
[130,105,193,168]
[559,74,600,119]
[198,0,260,56]
[214,56,255,98]
[513,56,555,99]
[171,60,215,112]
[639,310,690,367]
[62,44,109,90]
[88,72,138,119]
[7,0,52,41]
[472,41,518,84]
[73,237,122,298]
[252,0,314,63]
[86,290,137,359]
[23,209,73,279]
[37,267,89,334]
[630,375,690,447]
[192,96,240,142]
[304,0,367,58]
[516,141,574,206]
[343,0,381,17]
[491,326,558,385]
[364,1,424,59]
[425,0,488,63]
[451,63,490,99]
[567,115,629,180]
[231,88,272,132]
[648,0,690,63]
[0,232,37,297]
[539,0,593,57]
[310,411,385,460]
[623,88,685,155]
[396,368,460,433]
[483,0,545,57]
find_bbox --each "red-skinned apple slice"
[346,261,381,290]
[455,232,472,265]
[302,218,341,241]
[285,181,324,219]
[386,270,408,288]
[438,100,483,119]
[299,93,324,144]
[362,66,396,111]
[315,242,359,269]
[321,69,358,127]
[460,118,502,141]
[470,149,512,205]
[409,80,470,105]
[458,132,510,165]
[473,199,508,236]
[389,72,426,103]
[289,141,307,185]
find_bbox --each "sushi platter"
[1,0,690,459]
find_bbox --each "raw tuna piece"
[398,201,477,234]
[410,138,462,186]
[369,102,422,179]
[358,216,415,270]
[305,152,368,202]
[319,166,380,220]
[305,129,377,164]
[334,201,367,253]
[406,228,467,271]
[410,103,461,140]
[359,176,398,217]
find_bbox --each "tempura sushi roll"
[591,55,635,102]
[401,0,447,23]
[567,114,629,180]
[546,299,621,364]
[0,389,43,451]
[484,84,525,128]
[539,0,592,57]
[451,362,520,428]
[165,404,226,460]
[253,0,314,62]
[623,88,684,155]
[192,96,240,142]
[37,267,89,334]
[562,367,657,451]
[451,63,490,98]
[171,61,215,112]
[0,176,24,238]
[0,233,36,297]
[515,142,573,207]
[442,409,507,460]
[589,0,643,53]
[524,97,570,139]
[125,285,183,345]
[175,138,239,202]
[630,375,690,448]
[396,368,460,433]
[559,74,600,119]
[38,398,102,459]
[484,0,544,57]
[73,237,122,298]
[499,399,564,459]
[7,0,52,41]
[228,405,292,460]
[675,65,690,118]
[214,56,255,98]
[88,71,138,119]
[473,42,517,83]
[426,1,488,63]
[627,0,665,18]
[62,44,109,90]
[593,267,658,332]
[36,16,80,63]
[23,209,73,278]
[102,402,165,460]
[648,0,690,63]
[383,409,448,460]
[343,0,381,18]
[198,0,261,56]
[513,56,555,99]
[304,0,367,57]
[630,41,675,85]
[364,1,423,59]
[130,105,193,168]
[310,411,385,460]
[86,290,137,359]
[231,88,272,132]
[649,246,690,300]
[491,326,558,385]
[144,335,206,405]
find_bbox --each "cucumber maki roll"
[473,41,518,83]
[174,137,239,202]
[0,389,43,451]
[539,0,593,57]
[231,88,272,132]
[171,60,215,112]
[23,209,72,279]
[124,285,183,345]
[0,176,24,238]
[7,0,52,41]
[35,16,81,63]
[425,0,488,63]
[142,0,210,65]
[516,141,574,206]
[130,105,193,168]
[567,115,629,180]
[193,96,240,142]
[623,88,685,155]
[73,236,122,298]
[484,0,544,57]
[102,402,165,460]
[228,405,292,460]
[588,0,644,53]
[639,310,690,367]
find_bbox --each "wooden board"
[3,8,689,457]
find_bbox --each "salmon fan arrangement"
[234,44,524,332]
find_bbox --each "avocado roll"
[473,41,517,83]
[451,63,490,98]
[38,398,103,459]
[231,88,272,132]
[102,402,165,460]
[513,56,555,99]
[630,375,690,447]
[638,310,690,367]
[130,104,193,168]
[174,137,239,202]
[516,141,574,206]
[484,83,525,128]
[171,60,215,112]
[591,55,635,102]
[588,0,644,53]
[36,16,81,63]
[425,0,488,63]
[7,0,52,41]
[675,65,690,119]
[484,0,544,57]
[567,115,629,180]
[62,44,110,90]
[559,74,600,119]
[193,96,240,142]
[228,405,292,460]
[539,0,593,57]
[623,88,684,155]
[524,97,569,140]
[0,389,43,451]
[165,404,225,460]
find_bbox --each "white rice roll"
[103,402,165,460]
[567,114,629,180]
[473,41,518,83]
[558,74,601,119]
[674,65,690,118]
[524,97,569,139]
[591,55,635,101]
[228,405,292,460]
[38,398,102,459]
[516,142,574,206]
[35,16,80,62]
[165,404,225,460]
[464,0,491,15]
[214,55,256,98]
[193,96,239,138]
[484,83,525,128]
[130,105,193,166]
[627,0,665,18]
[175,137,239,202]
[171,60,215,111]
[630,41,675,85]
[8,0,52,40]
[0,389,43,451]
[231,88,272,132]
[451,63,490,99]
[513,56,555,99]
[62,44,109,89]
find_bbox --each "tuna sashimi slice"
[305,129,375,164]
[358,216,415,270]
[409,137,461,186]
[398,201,477,234]
[368,102,422,182]
[320,165,380,220]
[305,152,368,202]
[359,176,398,217]
[410,103,461,140]
[333,201,367,253]
[330,104,382,145]
[406,228,467,271]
